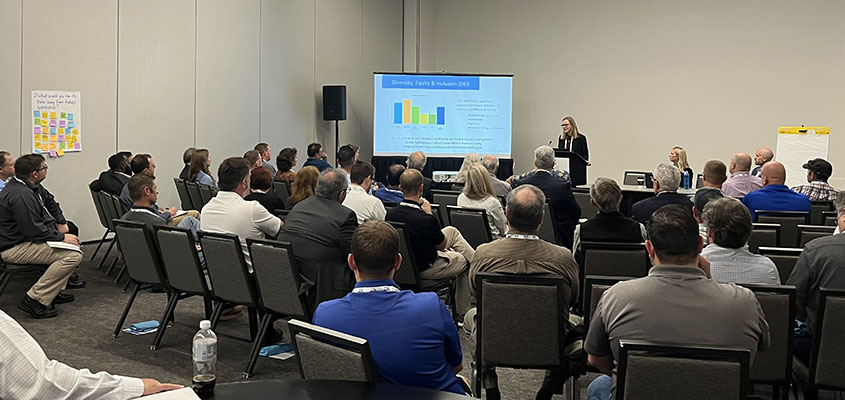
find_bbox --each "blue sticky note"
[68,121,75,129]
[34,111,40,117]
[34,149,42,154]
[67,114,74,120]
[50,127,56,134]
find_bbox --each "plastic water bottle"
[683,170,691,189]
[192,320,217,396]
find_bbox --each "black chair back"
[274,209,290,222]
[757,247,802,284]
[90,182,110,230]
[387,222,423,290]
[538,202,557,243]
[807,288,845,392]
[739,284,795,387]
[113,220,168,286]
[198,183,216,206]
[247,239,309,319]
[446,206,493,248]
[574,191,596,219]
[797,224,836,247]
[583,275,632,329]
[272,181,290,205]
[755,211,810,247]
[429,203,445,227]
[821,210,837,226]
[154,225,209,296]
[695,174,704,189]
[432,190,459,225]
[197,231,259,307]
[185,181,204,210]
[288,319,378,382]
[174,178,193,211]
[809,201,833,225]
[748,223,780,253]
[577,242,649,301]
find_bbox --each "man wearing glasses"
[342,161,386,224]
[0,154,82,319]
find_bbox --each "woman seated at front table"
[189,148,217,189]
[457,165,507,238]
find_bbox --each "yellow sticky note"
[71,135,78,142]
[57,149,64,156]
[50,135,57,142]
[33,134,40,141]
[49,143,56,150]
[41,112,47,118]
[34,142,42,149]
[72,129,78,135]
[41,119,48,126]
[58,128,64,134]
[49,112,56,119]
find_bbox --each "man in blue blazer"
[631,163,693,224]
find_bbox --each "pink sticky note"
[49,120,56,127]
[58,135,65,142]
[34,127,41,134]
[73,142,81,149]
[59,120,66,128]
[49,150,57,158]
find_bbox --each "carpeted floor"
[0,243,821,399]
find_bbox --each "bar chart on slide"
[393,99,445,125]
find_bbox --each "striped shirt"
[791,181,838,202]
[0,310,145,399]
[702,244,781,285]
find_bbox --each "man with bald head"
[482,155,511,197]
[406,151,433,202]
[751,147,774,177]
[722,152,763,198]
[742,161,810,219]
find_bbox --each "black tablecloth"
[206,379,468,400]
[371,156,513,185]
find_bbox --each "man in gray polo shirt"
[584,204,770,400]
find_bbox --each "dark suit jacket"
[244,192,285,214]
[514,170,581,250]
[98,170,129,196]
[277,195,358,312]
[558,133,589,161]
[631,191,693,224]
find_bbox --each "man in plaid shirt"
[792,158,838,201]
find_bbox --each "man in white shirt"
[201,157,282,266]
[0,309,180,399]
[343,161,386,224]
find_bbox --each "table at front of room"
[206,379,469,400]
[572,185,695,217]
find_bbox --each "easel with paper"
[775,126,829,188]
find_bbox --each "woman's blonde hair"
[189,148,213,182]
[287,166,319,207]
[673,146,690,171]
[561,116,580,139]
[463,165,495,201]
[455,153,482,183]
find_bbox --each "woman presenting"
[558,116,590,165]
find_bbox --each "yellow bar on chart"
[402,100,411,124]
[420,114,428,124]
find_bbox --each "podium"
[554,148,588,187]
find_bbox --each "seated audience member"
[669,146,694,183]
[286,165,319,209]
[302,142,332,172]
[464,184,579,400]
[189,148,217,189]
[244,166,285,213]
[345,143,360,163]
[343,161,386,224]
[200,157,282,265]
[243,149,263,170]
[752,147,774,177]
[374,164,406,204]
[0,309,180,398]
[407,150,433,201]
[742,161,811,219]
[584,205,770,400]
[692,160,727,243]
[630,163,693,225]
[313,221,465,395]
[0,154,82,318]
[178,147,195,180]
[278,169,358,310]
[722,152,763,197]
[0,151,14,191]
[692,186,724,245]
[121,174,201,235]
[336,144,356,180]
[573,177,646,255]
[791,158,837,201]
[119,154,201,226]
[482,154,511,197]
[508,164,570,187]
[455,153,482,183]
[386,169,474,316]
[787,190,845,363]
[701,198,779,285]
[513,146,581,249]
[275,147,297,183]
[457,165,507,238]
[98,152,132,196]
[254,142,276,175]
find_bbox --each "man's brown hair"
[351,221,400,278]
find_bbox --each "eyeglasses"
[36,165,48,171]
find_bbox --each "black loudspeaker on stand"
[322,85,347,159]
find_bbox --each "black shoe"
[66,273,86,289]
[52,292,75,305]
[19,295,58,319]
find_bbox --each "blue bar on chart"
[436,107,445,125]
[393,102,403,124]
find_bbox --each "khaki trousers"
[421,226,475,316]
[1,242,82,306]
[169,210,200,226]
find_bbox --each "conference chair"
[288,319,378,382]
[0,260,48,300]
[758,247,802,285]
[198,183,216,206]
[809,201,833,225]
[151,225,214,350]
[821,211,837,226]
[272,180,289,206]
[695,173,704,189]
[111,220,171,345]
[748,223,781,253]
[96,191,122,269]
[583,275,633,332]
[89,181,113,260]
[185,181,204,211]
[106,192,131,281]
[273,209,289,222]
[622,171,650,186]
[446,206,493,249]
[538,203,557,243]
[433,190,460,226]
[244,238,310,378]
[497,195,506,208]
[430,203,445,227]
[576,242,649,308]
[616,341,750,400]
[739,284,795,400]
[573,191,596,220]
[472,272,574,398]
[387,222,455,312]
[173,178,193,211]
[755,211,810,248]
[792,288,845,399]
[797,225,836,247]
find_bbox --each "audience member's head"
[254,143,270,161]
[345,144,360,163]
[386,164,405,187]
[670,146,690,171]
[701,197,752,249]
[276,147,297,173]
[760,161,786,186]
[217,157,251,193]
[458,153,482,177]
[349,221,401,281]
[315,168,349,203]
[337,145,356,170]
[693,189,724,223]
[407,151,427,171]
[482,155,499,174]
[189,148,212,181]
[249,165,273,192]
[182,147,195,165]
[463,165,495,201]
[505,184,546,234]
[835,191,845,231]
[702,160,727,187]
[646,205,701,266]
[802,158,833,183]
[589,177,623,213]
[399,168,424,198]
[307,143,324,159]
[350,161,376,189]
[652,162,682,192]
[288,166,320,207]
[108,153,130,174]
[755,147,774,166]
[0,151,15,179]
[129,154,154,176]
[15,154,47,184]
[729,152,753,174]
[128,174,157,205]
[533,145,556,171]
[243,150,262,169]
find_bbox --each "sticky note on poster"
[49,150,57,157]
[57,149,64,156]
[34,127,41,134]
[74,143,80,149]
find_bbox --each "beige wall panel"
[0,0,22,153]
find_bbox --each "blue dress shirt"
[742,184,811,219]
[302,158,333,172]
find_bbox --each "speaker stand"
[334,119,340,157]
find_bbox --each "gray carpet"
[0,243,819,399]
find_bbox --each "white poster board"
[31,90,82,157]
[775,126,829,188]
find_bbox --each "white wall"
[418,0,845,187]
